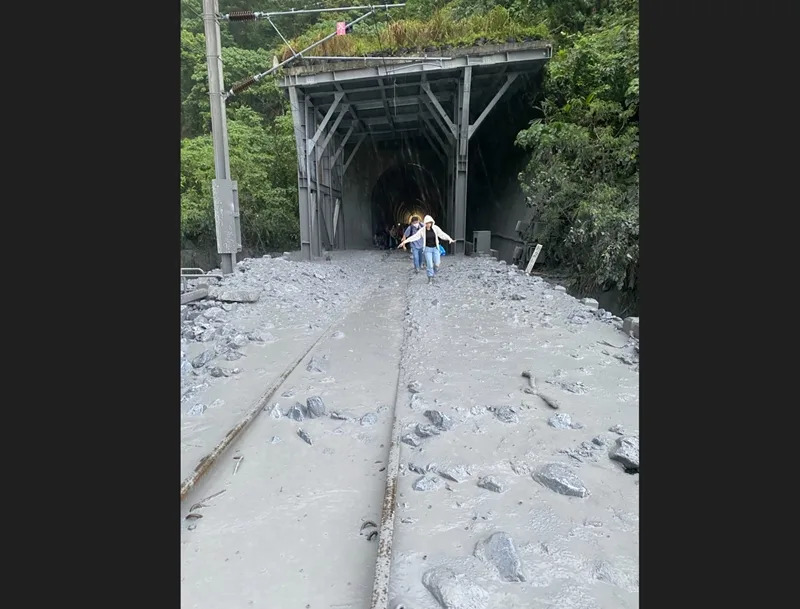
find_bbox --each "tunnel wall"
[343,141,443,249]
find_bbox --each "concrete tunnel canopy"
[280,40,552,258]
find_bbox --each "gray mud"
[180,252,638,609]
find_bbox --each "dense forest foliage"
[181,0,639,306]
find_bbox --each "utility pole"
[202,0,237,274]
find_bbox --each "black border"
[18,0,788,605]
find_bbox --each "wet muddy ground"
[180,250,639,609]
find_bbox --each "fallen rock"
[287,402,306,421]
[208,366,231,378]
[474,532,525,582]
[191,350,215,368]
[360,412,378,426]
[229,334,249,349]
[477,475,507,493]
[202,306,225,320]
[416,423,441,438]
[402,434,421,447]
[306,355,326,373]
[489,406,519,424]
[421,566,489,609]
[186,403,206,416]
[408,380,423,394]
[412,473,442,491]
[408,463,426,475]
[609,435,640,472]
[216,290,260,303]
[425,409,454,430]
[580,297,599,309]
[329,411,350,421]
[533,463,589,497]
[306,396,326,418]
[297,429,313,445]
[224,350,244,361]
[553,285,567,293]
[437,464,471,483]
[609,424,626,435]
[547,413,583,429]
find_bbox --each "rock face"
[533,463,590,497]
[422,567,489,609]
[473,532,525,582]
[306,396,326,418]
[477,476,506,493]
[609,435,639,471]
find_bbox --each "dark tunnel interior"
[466,70,543,240]
[370,153,446,237]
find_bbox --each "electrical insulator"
[228,11,257,22]
[231,76,257,95]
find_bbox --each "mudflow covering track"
[180,250,639,609]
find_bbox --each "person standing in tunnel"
[397,215,455,284]
[402,216,425,273]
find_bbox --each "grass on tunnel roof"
[279,6,550,62]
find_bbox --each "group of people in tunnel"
[396,215,456,284]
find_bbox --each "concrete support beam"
[451,66,471,254]
[288,86,312,260]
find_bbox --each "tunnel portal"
[280,41,551,258]
[371,162,445,237]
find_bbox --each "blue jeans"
[423,246,441,277]
[411,247,424,270]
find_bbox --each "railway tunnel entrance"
[280,40,551,259]
[371,161,445,242]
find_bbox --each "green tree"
[516,1,638,309]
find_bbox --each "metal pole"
[202,0,236,274]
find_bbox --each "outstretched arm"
[398,229,423,248]
[435,226,456,243]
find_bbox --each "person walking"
[397,214,455,284]
[401,216,425,273]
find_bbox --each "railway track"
[181,257,412,609]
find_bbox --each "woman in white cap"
[397,214,455,284]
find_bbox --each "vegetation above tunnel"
[278,3,549,61]
[181,0,639,312]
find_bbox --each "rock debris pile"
[180,252,382,412]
